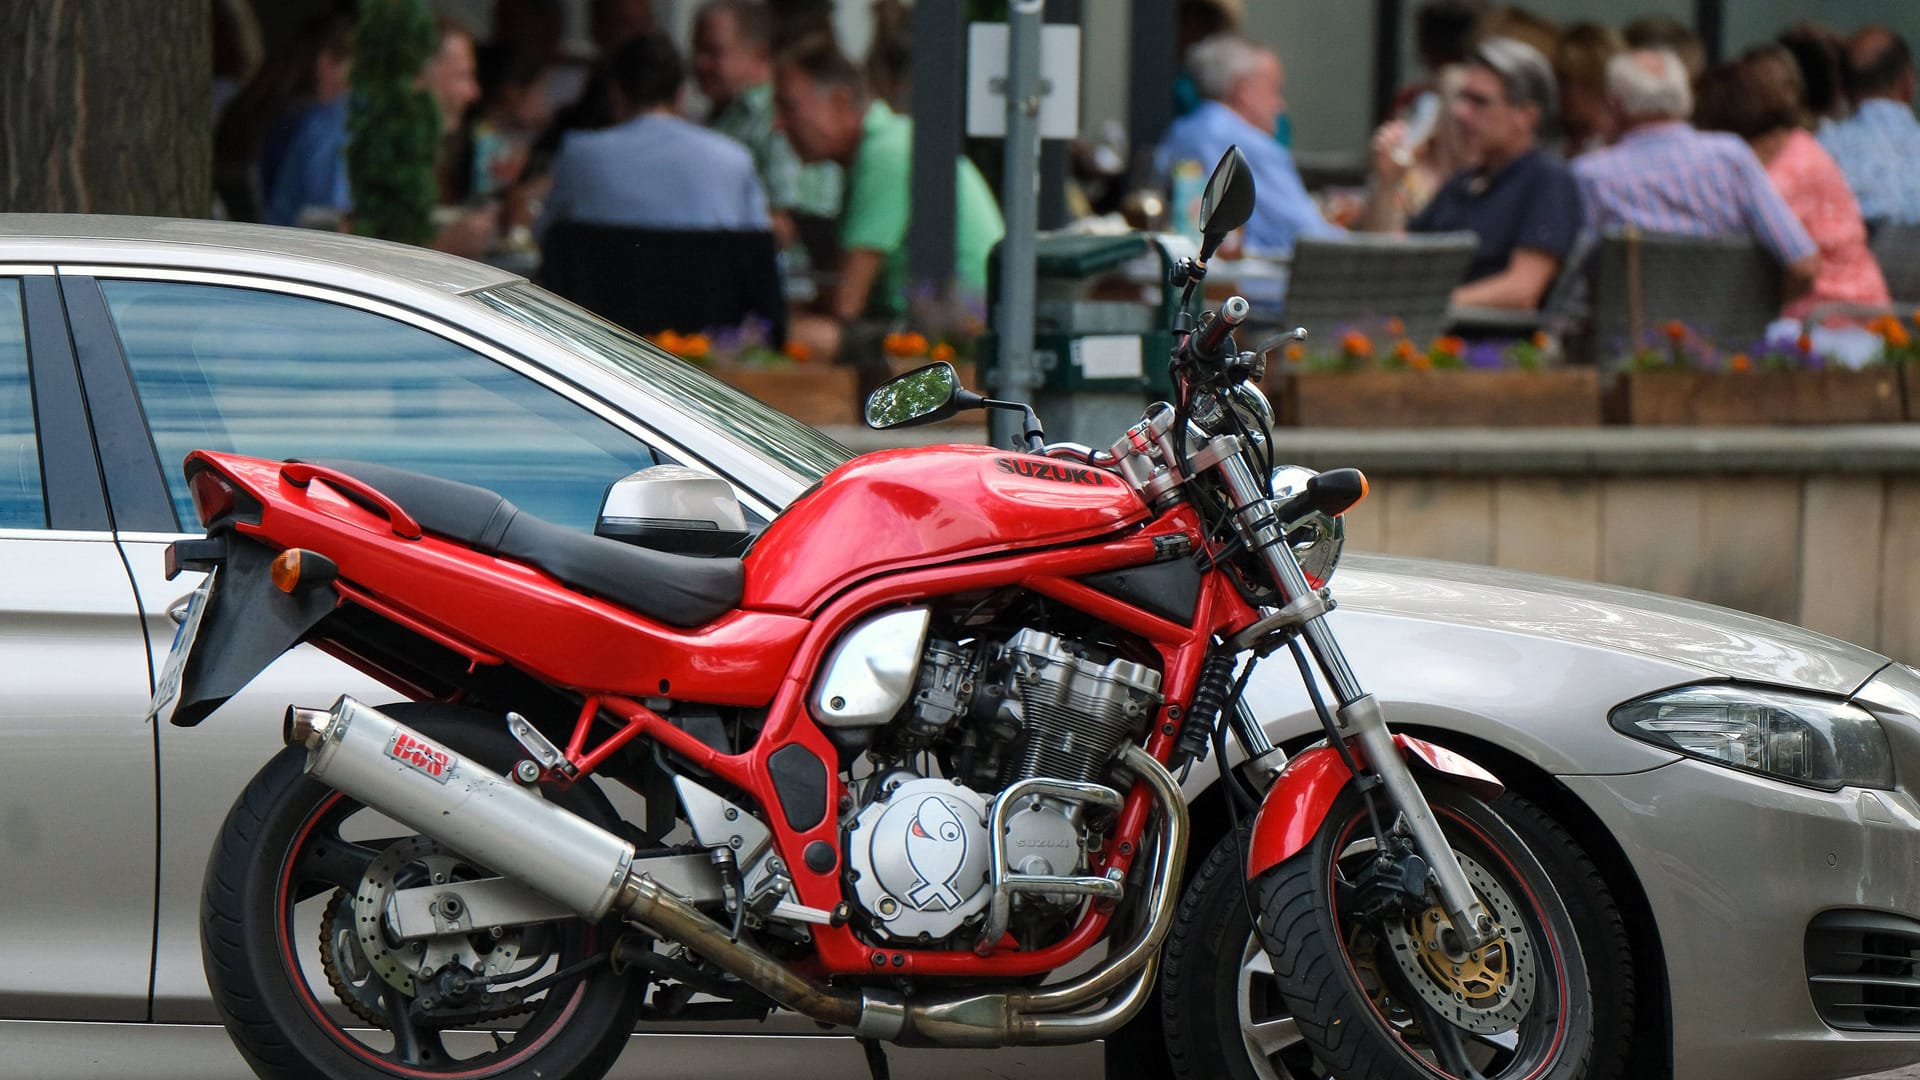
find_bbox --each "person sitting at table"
[1154,34,1341,257]
[773,35,1003,365]
[537,30,769,241]
[1573,48,1818,297]
[1363,37,1584,312]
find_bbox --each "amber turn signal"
[270,549,339,593]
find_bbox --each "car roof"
[0,215,519,295]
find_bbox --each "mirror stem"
[976,397,1046,452]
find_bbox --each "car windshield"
[474,283,852,485]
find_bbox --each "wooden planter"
[709,364,860,427]
[1608,369,1905,425]
[1263,369,1603,427]
[1904,364,1920,421]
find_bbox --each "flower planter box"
[1904,365,1920,421]
[710,364,860,427]
[1262,369,1603,428]
[1607,369,1904,425]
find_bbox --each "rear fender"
[167,534,337,727]
[1244,734,1502,878]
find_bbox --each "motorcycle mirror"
[1197,146,1256,262]
[864,361,979,429]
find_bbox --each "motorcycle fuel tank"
[743,445,1148,613]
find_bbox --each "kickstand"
[859,1036,891,1080]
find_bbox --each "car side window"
[101,280,661,532]
[0,280,45,529]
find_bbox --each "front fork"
[1214,449,1499,952]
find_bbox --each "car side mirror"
[1197,146,1256,263]
[865,361,980,429]
[596,465,753,557]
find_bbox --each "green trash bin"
[977,232,1181,447]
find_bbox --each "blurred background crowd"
[199,0,1920,373]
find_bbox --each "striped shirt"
[1818,99,1920,226]
[1571,122,1816,265]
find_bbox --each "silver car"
[0,217,1915,1080]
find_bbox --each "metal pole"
[1127,0,1175,189]
[991,0,1044,448]
[907,0,962,291]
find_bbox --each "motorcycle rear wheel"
[201,702,643,1080]
[1253,779,1592,1080]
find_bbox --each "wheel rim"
[1326,807,1570,1080]
[273,791,596,1077]
[1237,933,1320,1079]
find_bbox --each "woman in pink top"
[1697,48,1890,320]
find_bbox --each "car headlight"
[1610,684,1894,792]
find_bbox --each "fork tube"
[1214,449,1496,951]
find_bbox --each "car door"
[0,274,158,1022]
[60,271,679,1021]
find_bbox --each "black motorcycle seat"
[300,459,744,628]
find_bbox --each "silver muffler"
[288,696,1187,1047]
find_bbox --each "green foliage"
[347,0,439,246]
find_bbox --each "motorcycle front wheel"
[201,702,643,1080]
[1253,778,1593,1080]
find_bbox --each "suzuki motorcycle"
[152,148,1592,1080]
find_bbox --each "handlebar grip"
[1186,295,1250,365]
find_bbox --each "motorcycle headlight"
[1271,465,1346,588]
[1609,684,1895,792]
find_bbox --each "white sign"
[1072,335,1144,380]
[966,22,1082,140]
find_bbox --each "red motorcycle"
[154,149,1592,1080]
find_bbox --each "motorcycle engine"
[841,626,1162,945]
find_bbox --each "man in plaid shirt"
[1573,48,1818,295]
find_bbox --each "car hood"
[1334,554,1890,696]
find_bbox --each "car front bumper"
[1563,760,1920,1080]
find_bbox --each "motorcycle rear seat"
[299,459,743,628]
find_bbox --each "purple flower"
[1464,341,1506,369]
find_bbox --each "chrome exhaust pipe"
[288,696,1182,1047]
[289,696,637,919]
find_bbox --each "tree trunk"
[0,0,211,216]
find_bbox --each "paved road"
[1863,1068,1920,1079]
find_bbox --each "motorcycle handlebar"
[1182,295,1250,370]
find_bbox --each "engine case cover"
[846,778,992,942]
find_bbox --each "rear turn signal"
[270,549,339,593]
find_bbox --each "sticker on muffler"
[386,730,456,783]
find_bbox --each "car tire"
[201,702,643,1080]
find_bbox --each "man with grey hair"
[1366,37,1582,310]
[1154,34,1339,254]
[1573,47,1817,292]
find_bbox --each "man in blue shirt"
[1820,27,1920,228]
[1154,36,1340,257]
[537,31,769,241]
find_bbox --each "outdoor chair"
[1445,229,1597,341]
[1580,226,1782,367]
[1870,221,1920,306]
[1277,232,1477,349]
[538,223,786,346]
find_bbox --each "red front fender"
[1244,734,1503,879]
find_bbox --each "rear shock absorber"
[1173,652,1236,767]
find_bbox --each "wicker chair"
[1277,232,1478,347]
[1582,226,1783,366]
[1871,222,1920,306]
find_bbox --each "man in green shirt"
[691,0,841,248]
[774,36,1004,359]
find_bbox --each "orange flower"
[931,342,956,362]
[1663,320,1688,342]
[782,339,812,363]
[1910,307,1920,328]
[1796,331,1814,354]
[1340,330,1374,357]
[1531,331,1551,350]
[680,333,711,359]
[1386,317,1406,338]
[1407,352,1433,371]
[1431,335,1465,357]
[1283,342,1306,364]
[654,329,684,352]
[1890,322,1912,349]
[1728,353,1752,372]
[1394,339,1418,361]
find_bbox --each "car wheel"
[201,702,643,1080]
